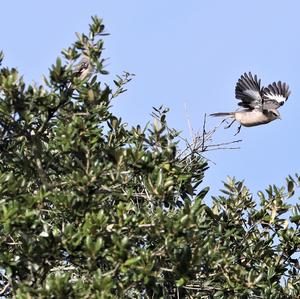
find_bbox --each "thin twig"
[138,224,155,228]
[0,283,10,295]
[203,146,241,151]
[205,139,242,148]
[184,102,193,138]
[50,266,76,272]
[151,110,242,169]
[201,113,207,151]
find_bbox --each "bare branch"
[177,112,242,164]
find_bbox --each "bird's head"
[267,109,281,120]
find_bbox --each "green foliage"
[0,16,299,298]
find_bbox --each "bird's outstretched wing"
[235,72,263,109]
[262,81,291,110]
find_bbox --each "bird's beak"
[278,116,282,120]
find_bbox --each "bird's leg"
[224,119,236,129]
[234,125,242,135]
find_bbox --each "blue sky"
[1,1,300,201]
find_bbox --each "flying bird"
[210,72,291,134]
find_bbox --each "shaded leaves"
[0,16,299,299]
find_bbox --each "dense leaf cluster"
[0,16,299,298]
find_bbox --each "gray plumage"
[73,56,93,80]
[263,81,291,110]
[235,72,291,111]
[235,72,263,109]
[210,72,291,132]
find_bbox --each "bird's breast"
[234,110,272,127]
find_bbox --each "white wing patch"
[264,93,286,104]
[263,81,291,109]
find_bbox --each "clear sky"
[1,1,300,202]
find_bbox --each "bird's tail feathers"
[210,112,234,117]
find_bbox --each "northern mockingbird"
[66,56,93,95]
[73,56,93,81]
[210,72,291,134]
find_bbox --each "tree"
[0,16,299,298]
